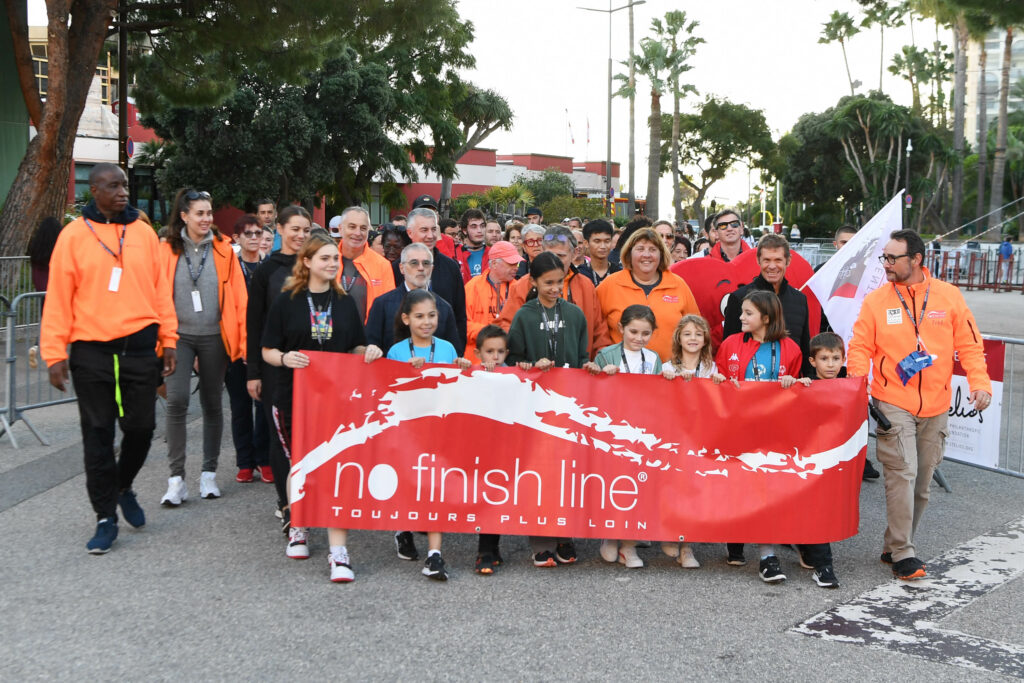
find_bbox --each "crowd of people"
[38,163,992,589]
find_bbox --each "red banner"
[291,354,868,543]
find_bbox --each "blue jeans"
[224,358,269,469]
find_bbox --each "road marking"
[792,515,1024,678]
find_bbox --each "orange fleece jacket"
[595,269,699,361]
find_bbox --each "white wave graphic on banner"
[290,368,866,503]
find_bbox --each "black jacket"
[723,274,812,377]
[246,252,296,381]
[393,248,467,344]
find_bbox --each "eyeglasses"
[185,190,211,201]
[659,232,675,242]
[715,220,741,230]
[878,253,911,265]
[241,230,262,238]
[404,259,433,268]
[523,238,543,247]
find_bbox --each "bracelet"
[280,350,286,367]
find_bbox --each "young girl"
[262,233,383,583]
[589,305,661,568]
[386,289,470,581]
[659,314,726,568]
[508,252,599,567]
[714,290,802,583]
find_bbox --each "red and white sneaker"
[329,551,354,582]
[258,466,275,484]
[286,527,309,559]
[236,468,254,483]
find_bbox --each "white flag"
[804,192,904,346]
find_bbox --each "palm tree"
[132,139,173,220]
[861,0,908,92]
[988,27,1016,230]
[819,11,862,97]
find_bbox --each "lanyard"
[620,346,647,374]
[751,341,778,382]
[539,301,561,361]
[408,338,435,363]
[238,254,262,285]
[83,218,125,264]
[182,241,211,288]
[306,291,333,346]
[488,278,508,317]
[894,283,930,350]
[563,273,575,305]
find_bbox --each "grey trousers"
[165,332,229,478]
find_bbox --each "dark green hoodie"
[507,298,589,368]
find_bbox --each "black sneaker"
[117,489,145,529]
[533,550,557,567]
[422,552,448,581]
[892,556,927,580]
[475,553,497,575]
[863,459,880,480]
[759,555,786,583]
[813,564,840,588]
[395,531,419,561]
[880,552,893,564]
[726,545,746,566]
[555,541,577,564]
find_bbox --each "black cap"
[412,194,438,210]
[526,206,542,217]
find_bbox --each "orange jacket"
[41,216,178,365]
[465,272,513,355]
[848,271,991,417]
[340,246,395,323]
[595,269,699,361]
[496,268,612,358]
[157,235,248,362]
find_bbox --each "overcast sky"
[31,0,934,218]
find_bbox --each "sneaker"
[759,555,786,583]
[555,541,577,564]
[199,471,220,499]
[880,552,893,564]
[86,518,118,554]
[286,527,309,559]
[599,539,619,563]
[28,345,38,369]
[395,531,419,561]
[618,545,644,568]
[892,556,927,580]
[813,564,840,588]
[236,468,254,483]
[727,546,747,566]
[678,544,700,568]
[532,550,557,568]
[117,489,145,528]
[422,552,448,581]
[863,459,880,480]
[475,553,497,575]
[258,465,274,483]
[160,476,188,507]
[329,550,354,583]
[660,542,680,558]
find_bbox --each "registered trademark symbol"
[637,472,648,482]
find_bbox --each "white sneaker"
[329,551,354,582]
[160,476,188,507]
[599,539,619,563]
[199,471,221,499]
[618,544,644,568]
[661,542,680,558]
[287,527,309,559]
[678,544,701,568]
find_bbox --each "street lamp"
[578,0,647,217]
[904,138,912,228]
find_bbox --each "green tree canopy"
[511,169,575,207]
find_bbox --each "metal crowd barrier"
[989,335,1024,479]
[0,256,33,304]
[927,248,1022,292]
[1,291,76,447]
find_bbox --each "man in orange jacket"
[337,206,395,323]
[848,229,991,581]
[464,241,523,360]
[41,163,178,554]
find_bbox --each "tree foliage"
[539,196,605,223]
[819,10,862,96]
[511,169,575,207]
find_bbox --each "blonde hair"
[283,233,344,298]
[671,314,714,370]
[620,227,672,274]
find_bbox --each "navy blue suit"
[365,285,464,356]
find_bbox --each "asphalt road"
[0,289,1022,681]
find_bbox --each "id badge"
[896,349,933,385]
[108,267,122,292]
[191,290,203,312]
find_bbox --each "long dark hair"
[27,217,62,267]
[393,289,437,342]
[525,251,565,302]
[743,290,788,342]
[165,188,221,254]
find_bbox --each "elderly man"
[336,206,395,323]
[464,241,523,356]
[498,225,611,357]
[723,233,811,375]
[396,207,467,344]
[366,243,462,354]
[848,229,991,581]
[41,163,178,553]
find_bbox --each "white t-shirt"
[668,359,719,378]
[619,347,658,375]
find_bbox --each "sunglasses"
[185,190,211,201]
[715,220,741,230]
[543,234,574,246]
[241,230,262,238]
